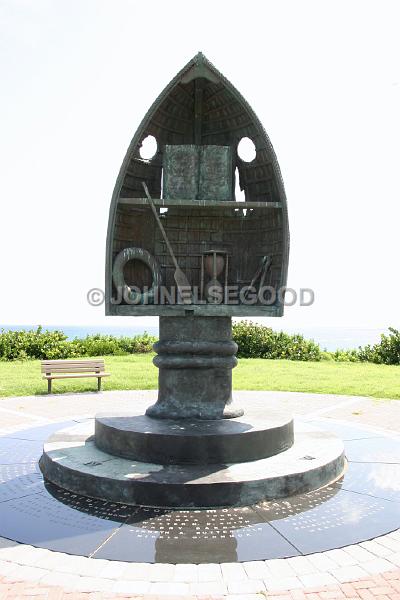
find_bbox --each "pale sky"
[0,0,399,330]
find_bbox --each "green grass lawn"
[0,354,398,399]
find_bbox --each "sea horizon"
[0,323,391,352]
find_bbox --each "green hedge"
[232,321,322,361]
[1,324,399,364]
[358,327,400,365]
[231,322,400,364]
[0,327,156,361]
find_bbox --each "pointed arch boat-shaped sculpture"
[105,52,289,317]
[39,55,346,510]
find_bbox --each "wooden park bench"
[41,359,110,394]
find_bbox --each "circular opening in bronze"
[237,137,256,162]
[139,135,158,160]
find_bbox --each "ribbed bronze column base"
[146,316,243,420]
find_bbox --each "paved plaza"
[0,390,399,599]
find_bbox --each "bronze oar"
[244,255,272,299]
[142,182,192,304]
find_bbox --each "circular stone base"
[3,414,400,563]
[94,411,294,464]
[40,421,345,508]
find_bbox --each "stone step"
[94,411,294,464]
[39,420,345,508]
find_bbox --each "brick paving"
[0,390,399,598]
[1,570,400,599]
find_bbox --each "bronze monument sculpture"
[40,54,345,508]
[105,51,289,420]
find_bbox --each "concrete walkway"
[0,390,399,599]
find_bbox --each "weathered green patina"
[105,52,289,319]
[104,52,291,419]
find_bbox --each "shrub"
[69,335,121,357]
[118,332,157,354]
[0,326,71,360]
[69,333,156,357]
[329,348,360,362]
[321,351,334,361]
[232,321,322,361]
[2,324,398,364]
[358,327,400,365]
[0,327,156,360]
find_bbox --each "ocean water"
[0,323,389,351]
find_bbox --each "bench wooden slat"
[43,373,110,380]
[42,365,104,373]
[41,359,105,363]
[41,360,104,368]
[41,361,105,366]
[41,361,105,373]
